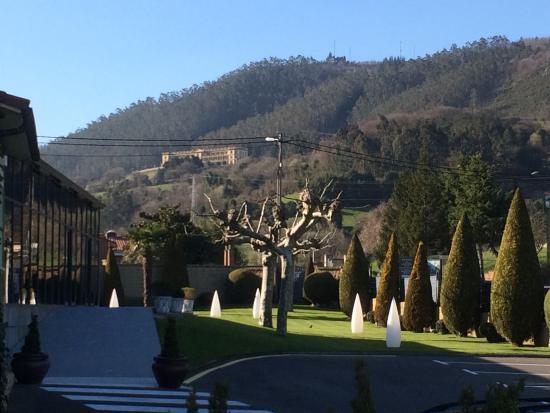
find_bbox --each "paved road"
[188,354,550,413]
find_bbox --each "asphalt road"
[189,354,550,413]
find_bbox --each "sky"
[2,0,549,140]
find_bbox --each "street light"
[265,134,283,207]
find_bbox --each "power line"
[37,135,271,142]
[42,140,267,148]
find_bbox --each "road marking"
[466,371,550,376]
[432,360,449,366]
[85,405,272,413]
[43,377,169,388]
[184,353,396,384]
[66,394,248,407]
[527,385,550,390]
[462,369,478,375]
[434,361,550,367]
[42,386,208,397]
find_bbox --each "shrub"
[186,387,199,413]
[339,234,370,317]
[103,246,125,306]
[161,317,184,358]
[208,382,229,413]
[434,319,450,335]
[402,242,435,333]
[459,380,524,412]
[303,271,339,307]
[182,287,198,300]
[21,315,41,354]
[375,233,400,327]
[491,189,544,346]
[479,322,506,343]
[440,214,480,337]
[545,289,550,336]
[227,268,261,304]
[365,311,376,324]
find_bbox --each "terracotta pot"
[152,355,189,389]
[11,352,50,384]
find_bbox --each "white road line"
[85,405,273,413]
[432,360,449,366]
[470,371,550,376]
[434,361,550,367]
[184,353,396,384]
[65,394,248,407]
[41,386,207,397]
[462,369,478,376]
[526,385,550,390]
[43,377,173,388]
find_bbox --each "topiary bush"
[303,271,339,307]
[375,233,400,327]
[339,234,370,317]
[402,242,435,333]
[479,322,506,343]
[227,268,262,305]
[21,315,41,354]
[491,189,544,346]
[434,319,450,335]
[161,317,184,358]
[440,213,480,337]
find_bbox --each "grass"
[156,305,549,368]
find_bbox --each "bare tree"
[205,182,341,336]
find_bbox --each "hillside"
[39,36,550,231]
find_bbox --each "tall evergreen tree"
[445,154,506,276]
[491,189,544,346]
[374,233,400,327]
[339,234,370,317]
[377,162,450,260]
[402,242,435,332]
[440,213,480,336]
[103,246,125,306]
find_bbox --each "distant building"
[161,146,248,167]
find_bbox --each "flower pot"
[154,296,172,314]
[11,352,50,384]
[183,299,194,314]
[152,355,189,389]
[170,298,184,313]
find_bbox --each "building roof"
[0,91,102,209]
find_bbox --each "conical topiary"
[375,233,400,327]
[491,188,544,346]
[103,246,125,306]
[161,317,184,359]
[440,213,480,336]
[402,242,435,332]
[339,234,371,317]
[21,314,41,354]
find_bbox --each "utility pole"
[190,175,196,223]
[265,133,284,207]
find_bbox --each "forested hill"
[42,36,550,185]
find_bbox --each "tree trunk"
[477,243,484,279]
[276,250,293,336]
[286,257,295,312]
[259,253,275,328]
[143,247,153,307]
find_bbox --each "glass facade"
[3,157,102,305]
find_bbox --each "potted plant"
[170,290,185,313]
[182,287,197,314]
[152,281,173,314]
[11,315,50,384]
[152,317,189,388]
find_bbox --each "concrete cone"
[351,293,364,334]
[210,290,221,318]
[252,288,261,319]
[109,289,119,308]
[386,298,401,348]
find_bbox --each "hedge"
[303,271,339,307]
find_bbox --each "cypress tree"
[491,188,544,346]
[402,242,435,332]
[339,234,370,317]
[103,246,125,306]
[374,233,400,327]
[440,213,480,336]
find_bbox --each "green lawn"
[156,306,548,368]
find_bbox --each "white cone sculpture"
[386,298,401,348]
[252,288,261,320]
[210,290,222,318]
[29,289,36,305]
[109,289,119,308]
[351,293,364,334]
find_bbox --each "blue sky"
[2,0,549,139]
